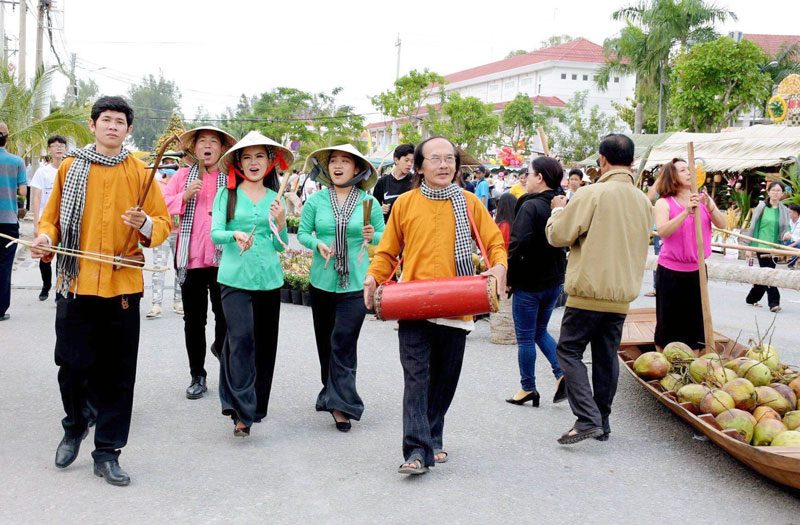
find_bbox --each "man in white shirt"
[30,135,66,300]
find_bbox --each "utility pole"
[17,0,25,83]
[34,0,44,72]
[390,34,401,146]
[0,2,5,62]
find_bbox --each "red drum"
[374,275,499,321]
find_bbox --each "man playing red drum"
[364,136,507,475]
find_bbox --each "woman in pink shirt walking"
[653,159,726,350]
[163,126,237,399]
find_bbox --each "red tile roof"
[441,38,607,85]
[366,95,565,129]
[744,34,800,57]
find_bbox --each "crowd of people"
[0,93,795,486]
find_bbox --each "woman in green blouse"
[744,181,790,312]
[299,144,384,431]
[211,131,293,437]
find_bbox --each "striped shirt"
[0,147,27,224]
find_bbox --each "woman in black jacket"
[505,156,567,407]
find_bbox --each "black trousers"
[179,267,226,378]
[310,286,366,420]
[218,286,280,427]
[55,293,140,462]
[0,222,18,316]
[40,259,52,291]
[556,307,626,433]
[398,320,467,467]
[654,265,705,349]
[746,256,780,308]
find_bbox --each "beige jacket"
[546,168,653,314]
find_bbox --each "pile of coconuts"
[633,341,800,447]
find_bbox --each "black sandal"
[397,458,428,475]
[557,427,603,445]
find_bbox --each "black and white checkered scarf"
[56,144,129,296]
[419,181,473,277]
[176,163,226,284]
[329,186,360,289]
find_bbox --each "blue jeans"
[512,286,563,391]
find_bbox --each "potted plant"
[280,275,293,303]
[286,213,301,234]
[298,273,312,306]
[290,272,303,304]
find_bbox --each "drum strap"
[381,202,489,285]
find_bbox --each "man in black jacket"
[373,143,414,223]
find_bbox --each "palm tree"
[599,0,737,132]
[0,63,93,159]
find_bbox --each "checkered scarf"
[56,144,129,296]
[176,163,226,284]
[329,186,360,288]
[419,181,473,277]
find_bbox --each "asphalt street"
[2,217,799,523]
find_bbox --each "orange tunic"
[367,188,507,321]
[38,155,171,298]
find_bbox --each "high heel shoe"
[505,390,540,407]
[553,376,567,404]
[331,411,351,432]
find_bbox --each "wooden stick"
[239,225,256,256]
[713,226,800,254]
[711,243,800,257]
[688,142,715,352]
[537,126,550,157]
[324,242,334,270]
[274,169,292,201]
[634,144,653,187]
[363,198,372,226]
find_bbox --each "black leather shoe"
[331,411,351,432]
[39,287,50,301]
[553,376,568,404]
[186,376,207,399]
[505,390,540,407]
[93,459,130,486]
[55,428,89,468]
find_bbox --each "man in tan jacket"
[545,133,653,444]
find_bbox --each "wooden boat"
[619,308,800,490]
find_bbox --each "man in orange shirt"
[31,96,171,486]
[364,136,507,475]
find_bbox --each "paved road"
[2,219,799,523]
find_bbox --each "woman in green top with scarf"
[744,181,790,312]
[298,144,384,432]
[211,131,292,437]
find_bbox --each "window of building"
[537,83,541,94]
[560,73,566,79]
[583,74,588,81]
[520,77,533,88]
[488,82,501,102]
[614,77,620,83]
[504,79,516,90]
[571,74,577,80]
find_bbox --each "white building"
[368,38,636,150]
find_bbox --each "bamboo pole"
[713,227,800,255]
[688,143,715,351]
[537,126,550,157]
[710,243,799,257]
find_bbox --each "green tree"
[219,94,255,139]
[600,0,736,132]
[550,91,617,163]
[249,87,315,144]
[538,35,574,50]
[371,69,446,144]
[758,42,800,116]
[0,64,92,158]
[127,73,181,151]
[307,87,365,140]
[500,93,556,150]
[611,96,659,134]
[670,37,770,132]
[427,93,499,158]
[505,49,529,59]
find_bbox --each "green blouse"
[211,187,288,291]
[297,188,385,293]
[754,206,779,249]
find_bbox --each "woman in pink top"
[653,159,726,350]
[162,126,237,400]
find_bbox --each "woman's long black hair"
[494,192,517,225]
[226,146,280,222]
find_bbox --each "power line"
[134,112,379,124]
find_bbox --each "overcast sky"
[6,0,799,124]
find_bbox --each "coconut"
[771,383,798,410]
[771,430,800,447]
[634,351,669,380]
[663,342,694,363]
[752,419,788,446]
[715,408,756,443]
[755,386,793,416]
[712,368,737,386]
[783,411,800,431]
[699,389,735,417]
[659,373,684,393]
[689,358,721,383]
[677,384,711,408]
[753,406,782,422]
[739,361,772,387]
[722,378,757,412]
[789,377,800,400]
[746,343,780,372]
[700,352,722,362]
[724,357,755,374]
